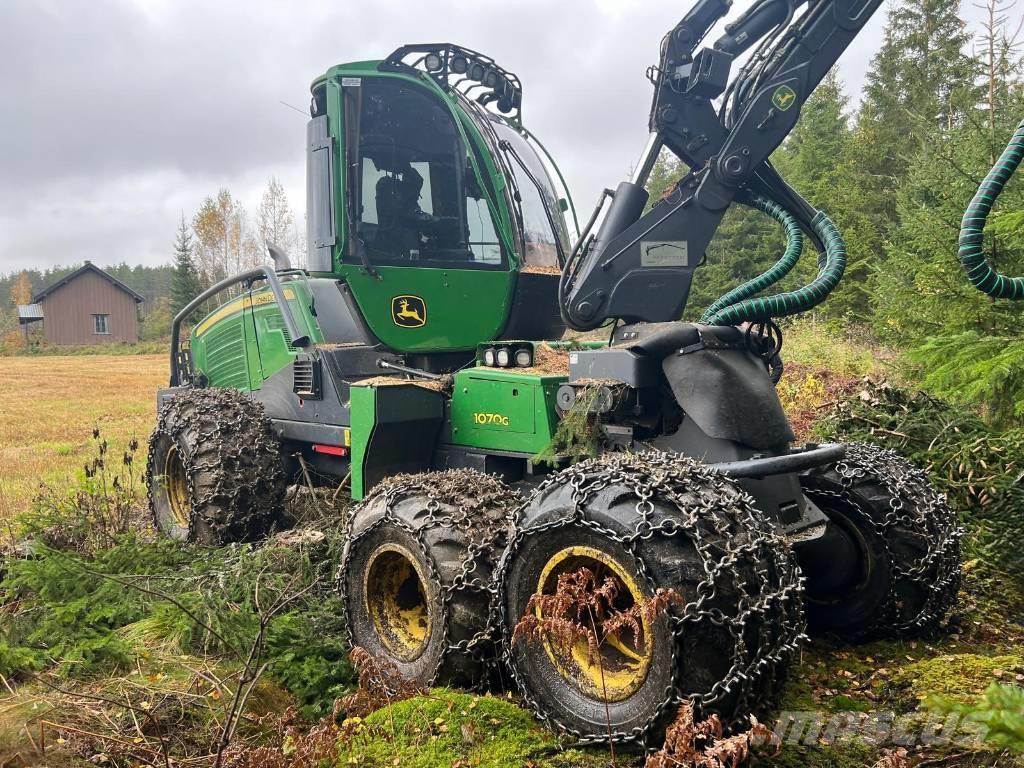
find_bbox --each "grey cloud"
[1,0,911,272]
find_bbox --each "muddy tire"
[146,388,286,545]
[496,452,805,745]
[796,442,961,640]
[340,470,515,689]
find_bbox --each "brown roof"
[32,261,145,304]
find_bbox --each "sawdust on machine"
[356,375,454,392]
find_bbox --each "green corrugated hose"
[704,209,847,326]
[959,118,1024,300]
[700,195,804,324]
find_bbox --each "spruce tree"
[775,72,879,319]
[170,214,203,318]
[855,0,980,233]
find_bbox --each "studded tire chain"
[339,452,806,746]
[338,469,520,690]
[146,388,287,546]
[493,451,807,746]
[801,442,962,640]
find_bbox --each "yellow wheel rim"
[365,544,432,661]
[537,546,653,702]
[164,444,190,529]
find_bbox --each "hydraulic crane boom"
[560,0,883,330]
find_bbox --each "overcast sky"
[0,0,991,274]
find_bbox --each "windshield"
[353,78,505,269]
[490,120,570,271]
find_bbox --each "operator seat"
[374,172,427,259]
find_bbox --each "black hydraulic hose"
[959,118,1024,300]
[700,194,804,323]
[558,188,615,332]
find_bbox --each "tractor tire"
[146,388,286,545]
[496,452,805,746]
[796,442,961,641]
[340,470,516,689]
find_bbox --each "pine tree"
[871,1,1024,346]
[170,214,203,318]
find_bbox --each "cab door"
[336,75,515,353]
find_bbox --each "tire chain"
[491,451,807,747]
[817,442,963,636]
[337,469,518,690]
[146,388,286,543]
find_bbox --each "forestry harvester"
[148,0,1024,744]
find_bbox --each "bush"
[928,683,1024,754]
[15,430,146,554]
[820,379,1024,582]
[909,332,1024,428]
[1,434,355,718]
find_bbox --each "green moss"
[892,653,1024,705]
[769,741,878,768]
[830,695,873,713]
[346,689,624,768]
[780,641,892,714]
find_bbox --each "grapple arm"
[559,0,882,330]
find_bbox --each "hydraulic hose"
[959,118,1024,300]
[704,209,846,325]
[700,194,804,323]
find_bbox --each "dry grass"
[0,354,167,520]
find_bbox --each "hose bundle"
[703,207,846,326]
[700,195,804,323]
[958,118,1024,300]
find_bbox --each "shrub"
[821,378,1024,581]
[928,683,1024,754]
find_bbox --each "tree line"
[171,177,304,318]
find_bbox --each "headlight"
[424,52,444,72]
[495,347,512,367]
[483,348,496,367]
[451,56,468,74]
[515,349,533,367]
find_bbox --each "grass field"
[0,354,167,519]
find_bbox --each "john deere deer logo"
[771,84,797,112]
[391,295,427,328]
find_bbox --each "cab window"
[491,121,569,271]
[354,78,505,269]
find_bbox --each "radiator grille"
[265,313,297,349]
[203,322,248,389]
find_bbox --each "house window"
[93,314,110,335]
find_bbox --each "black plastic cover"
[614,322,795,450]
